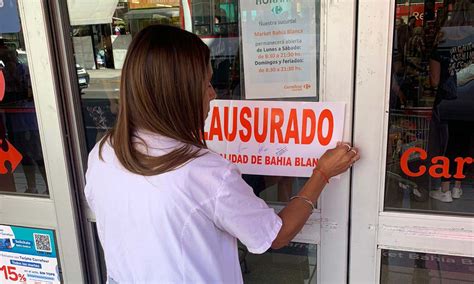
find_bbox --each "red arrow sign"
[0,138,23,174]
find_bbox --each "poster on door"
[240,0,317,99]
[204,100,345,177]
[0,225,60,283]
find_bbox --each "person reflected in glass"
[406,27,425,72]
[397,18,409,64]
[214,7,228,35]
[84,25,360,283]
[428,0,473,203]
[408,15,417,36]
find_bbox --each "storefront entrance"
[0,0,472,283]
[64,1,356,282]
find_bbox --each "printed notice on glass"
[0,225,60,283]
[240,0,317,99]
[204,100,345,177]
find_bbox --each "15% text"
[0,265,27,282]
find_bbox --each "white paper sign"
[204,100,345,177]
[240,0,317,99]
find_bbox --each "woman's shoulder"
[87,132,238,179]
[85,138,115,176]
[179,151,243,198]
[190,148,235,173]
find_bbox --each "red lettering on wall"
[400,147,473,179]
[453,157,473,179]
[400,147,427,177]
[429,156,451,178]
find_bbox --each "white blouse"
[85,132,282,283]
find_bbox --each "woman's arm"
[272,143,359,248]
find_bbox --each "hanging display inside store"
[240,0,317,99]
[204,100,344,177]
[0,138,22,174]
[0,225,60,283]
[0,64,23,176]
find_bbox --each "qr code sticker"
[33,233,52,253]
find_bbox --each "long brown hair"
[99,25,210,176]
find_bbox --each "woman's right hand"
[316,142,360,179]
[272,142,361,249]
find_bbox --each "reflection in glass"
[244,175,310,203]
[242,242,317,284]
[381,249,474,284]
[0,6,48,196]
[385,0,473,214]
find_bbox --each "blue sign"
[0,225,61,283]
[0,0,21,33]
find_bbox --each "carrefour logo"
[256,0,290,15]
[272,5,283,15]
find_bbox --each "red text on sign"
[204,106,334,145]
[1,265,26,282]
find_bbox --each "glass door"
[0,0,85,282]
[60,0,357,282]
[352,0,474,282]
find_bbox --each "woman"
[85,25,359,283]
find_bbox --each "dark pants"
[441,120,474,182]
